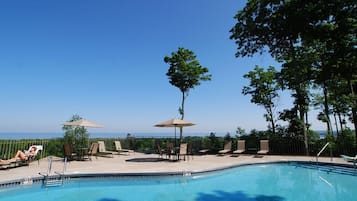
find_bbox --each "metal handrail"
[316,142,331,163]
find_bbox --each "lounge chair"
[257,140,269,154]
[0,158,17,169]
[86,142,99,160]
[198,147,210,155]
[218,141,232,155]
[179,143,188,161]
[114,140,134,155]
[0,145,43,169]
[97,141,114,157]
[196,140,209,155]
[19,145,43,164]
[340,154,357,163]
[232,140,246,156]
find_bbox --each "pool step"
[44,178,63,187]
[292,162,357,176]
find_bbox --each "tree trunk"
[348,80,357,148]
[268,105,275,135]
[305,110,309,130]
[338,113,344,132]
[323,84,332,135]
[333,113,340,136]
[299,104,309,156]
[180,91,186,143]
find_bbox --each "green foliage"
[62,115,89,148]
[224,133,232,141]
[164,47,211,119]
[335,129,356,155]
[46,138,64,157]
[230,0,357,143]
[307,130,320,144]
[207,132,222,152]
[242,65,279,134]
[164,47,211,95]
[236,127,246,138]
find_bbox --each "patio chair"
[257,140,269,155]
[232,140,246,156]
[187,143,194,160]
[97,141,114,158]
[178,143,188,161]
[114,140,134,155]
[218,141,232,155]
[63,143,77,161]
[166,143,176,160]
[157,144,164,158]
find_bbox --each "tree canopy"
[164,47,211,119]
[230,0,357,152]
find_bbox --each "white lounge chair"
[179,143,188,161]
[232,140,246,156]
[0,145,43,169]
[340,154,357,162]
[218,141,232,155]
[114,140,134,155]
[257,140,269,154]
[97,141,114,157]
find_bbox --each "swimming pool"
[0,162,356,201]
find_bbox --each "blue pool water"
[1,163,356,201]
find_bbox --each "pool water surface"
[0,162,356,201]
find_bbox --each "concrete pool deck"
[0,153,353,184]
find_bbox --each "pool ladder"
[316,142,332,163]
[39,156,65,187]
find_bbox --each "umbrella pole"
[174,126,177,147]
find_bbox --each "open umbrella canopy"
[155,118,196,147]
[154,118,195,127]
[63,120,104,128]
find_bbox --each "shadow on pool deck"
[125,157,170,162]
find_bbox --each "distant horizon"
[0,130,341,140]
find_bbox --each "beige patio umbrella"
[63,119,104,128]
[155,118,195,146]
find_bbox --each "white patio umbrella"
[155,118,196,146]
[63,119,104,128]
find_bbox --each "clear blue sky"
[0,0,326,135]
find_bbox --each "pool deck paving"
[0,153,353,184]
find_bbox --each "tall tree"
[242,66,279,135]
[230,0,357,147]
[164,47,211,141]
[277,45,316,155]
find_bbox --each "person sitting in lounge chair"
[0,146,37,163]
